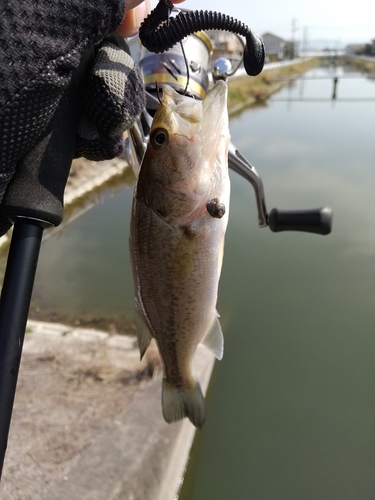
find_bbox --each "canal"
[179,65,375,500]
[17,64,375,498]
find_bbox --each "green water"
[178,67,375,499]
[24,65,375,498]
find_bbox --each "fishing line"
[139,0,265,77]
[179,40,190,96]
[155,81,162,104]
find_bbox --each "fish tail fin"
[162,378,206,429]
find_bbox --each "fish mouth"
[201,80,228,139]
[151,82,228,151]
[159,86,202,129]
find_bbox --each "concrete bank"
[42,346,214,500]
[227,57,319,116]
[2,321,215,500]
[0,156,131,252]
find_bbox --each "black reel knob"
[268,207,333,235]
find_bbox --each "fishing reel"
[124,0,333,235]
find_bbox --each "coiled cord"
[139,0,265,77]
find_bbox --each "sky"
[151,0,374,47]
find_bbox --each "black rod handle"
[268,207,333,235]
[1,46,94,227]
[0,45,94,481]
[0,222,44,478]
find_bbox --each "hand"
[0,0,150,236]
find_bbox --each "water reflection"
[30,176,136,331]
[270,66,375,104]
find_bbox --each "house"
[367,39,375,55]
[261,32,293,61]
[205,30,243,61]
[344,44,366,55]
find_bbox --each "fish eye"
[150,128,169,150]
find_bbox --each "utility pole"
[291,18,296,59]
[302,26,308,58]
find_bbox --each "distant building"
[364,39,375,56]
[261,32,293,61]
[205,30,243,61]
[344,43,366,55]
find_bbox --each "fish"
[129,80,230,428]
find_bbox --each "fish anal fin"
[162,379,206,429]
[201,314,224,360]
[134,299,153,360]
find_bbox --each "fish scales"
[130,81,230,428]
[133,205,222,379]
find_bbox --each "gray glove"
[75,35,145,161]
[0,0,145,235]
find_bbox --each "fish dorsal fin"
[201,313,224,360]
[134,299,153,360]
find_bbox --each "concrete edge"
[39,344,215,500]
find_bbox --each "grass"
[227,58,320,115]
[340,56,375,73]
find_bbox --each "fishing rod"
[0,46,95,479]
[126,1,333,235]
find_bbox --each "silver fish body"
[130,81,230,428]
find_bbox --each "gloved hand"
[74,34,145,161]
[0,0,146,236]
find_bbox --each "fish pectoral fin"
[134,299,153,360]
[201,313,224,360]
[162,378,206,429]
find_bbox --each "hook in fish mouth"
[206,198,226,219]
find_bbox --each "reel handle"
[268,207,333,235]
